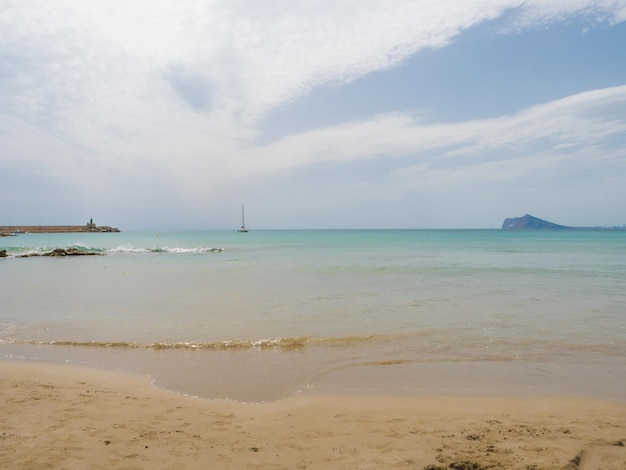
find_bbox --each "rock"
[17,248,102,258]
[502,214,569,230]
[424,463,487,470]
[0,249,8,257]
[44,248,102,256]
[86,224,120,232]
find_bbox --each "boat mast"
[238,204,248,232]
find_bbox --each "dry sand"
[1,361,625,470]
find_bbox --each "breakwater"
[0,223,119,234]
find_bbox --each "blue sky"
[1,1,625,229]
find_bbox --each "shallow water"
[1,229,625,401]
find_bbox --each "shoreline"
[2,344,625,403]
[2,360,625,469]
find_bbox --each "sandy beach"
[1,361,625,469]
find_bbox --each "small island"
[502,214,625,230]
[502,214,568,230]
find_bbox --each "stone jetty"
[0,220,119,235]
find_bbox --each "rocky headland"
[502,214,625,230]
[502,214,569,230]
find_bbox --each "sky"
[1,0,625,230]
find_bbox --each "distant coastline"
[0,221,119,236]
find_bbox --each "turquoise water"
[1,229,625,401]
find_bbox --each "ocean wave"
[4,334,623,364]
[149,246,224,254]
[3,245,224,257]
[9,334,400,352]
[108,245,224,254]
[11,337,311,351]
[4,244,108,257]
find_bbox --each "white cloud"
[2,0,624,137]
[502,0,626,30]
[248,85,626,178]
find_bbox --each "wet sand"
[1,361,625,469]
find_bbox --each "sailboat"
[238,204,248,232]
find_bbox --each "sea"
[1,229,625,402]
